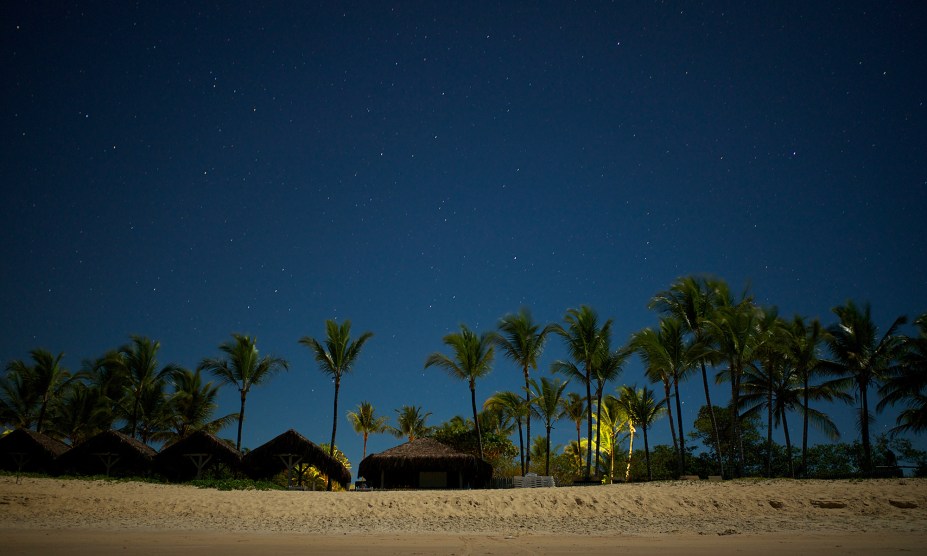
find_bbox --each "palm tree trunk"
[860,380,872,474]
[523,365,531,474]
[545,425,552,475]
[470,384,484,460]
[585,368,593,480]
[766,381,773,477]
[700,362,725,478]
[625,420,635,482]
[782,408,794,478]
[362,432,368,459]
[731,372,745,478]
[594,386,604,478]
[673,378,686,476]
[516,418,525,475]
[328,378,340,491]
[663,380,678,465]
[236,390,246,451]
[801,371,810,477]
[37,395,49,435]
[643,424,652,481]
[609,432,616,482]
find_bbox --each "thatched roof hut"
[0,428,70,473]
[243,429,351,489]
[358,438,492,489]
[155,431,243,481]
[54,430,156,477]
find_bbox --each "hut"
[0,428,70,474]
[243,429,351,489]
[358,438,492,489]
[54,430,156,477]
[155,431,243,481]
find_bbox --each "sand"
[2,476,926,554]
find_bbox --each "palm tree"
[164,368,236,443]
[391,405,431,441]
[630,317,703,475]
[705,300,762,477]
[199,334,289,451]
[300,319,372,489]
[109,336,179,440]
[493,309,554,475]
[18,349,75,434]
[560,391,586,458]
[615,384,665,481]
[878,312,927,435]
[46,381,109,445]
[590,346,630,477]
[742,310,790,476]
[347,401,389,459]
[528,376,569,475]
[424,324,495,459]
[552,306,612,480]
[596,394,630,482]
[484,391,529,474]
[784,316,847,476]
[823,301,906,474]
[0,361,38,429]
[650,276,728,477]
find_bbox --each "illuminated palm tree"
[493,309,554,475]
[590,346,630,477]
[552,306,612,480]
[822,301,906,474]
[425,324,495,459]
[615,384,664,481]
[199,334,289,451]
[347,401,389,459]
[300,319,373,489]
[595,394,630,482]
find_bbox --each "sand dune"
[2,477,926,554]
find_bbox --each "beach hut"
[54,430,157,477]
[357,438,492,489]
[243,429,352,489]
[0,428,70,474]
[155,431,243,481]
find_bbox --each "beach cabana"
[0,428,70,474]
[358,438,492,489]
[243,429,352,489]
[54,430,156,477]
[155,431,243,481]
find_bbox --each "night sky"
[3,2,926,471]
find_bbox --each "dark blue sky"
[3,2,926,470]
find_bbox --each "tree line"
[3,275,926,484]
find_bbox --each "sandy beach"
[2,476,926,554]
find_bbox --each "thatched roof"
[358,438,492,479]
[155,431,243,481]
[0,428,70,473]
[55,430,157,477]
[243,429,351,488]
